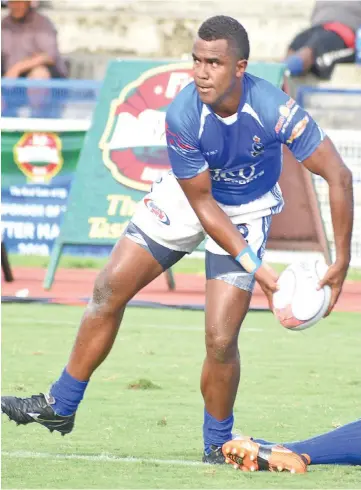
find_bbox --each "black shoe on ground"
[202,445,225,464]
[1,393,75,436]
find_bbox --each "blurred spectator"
[285,0,361,79]
[1,1,67,79]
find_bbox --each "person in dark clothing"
[285,1,361,79]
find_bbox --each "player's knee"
[205,333,238,363]
[89,268,124,314]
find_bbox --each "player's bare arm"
[302,136,353,314]
[178,169,279,307]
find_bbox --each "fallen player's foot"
[1,393,75,436]
[222,437,310,473]
[202,445,225,464]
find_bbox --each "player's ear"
[236,59,248,78]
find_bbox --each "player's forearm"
[192,198,249,257]
[328,166,353,265]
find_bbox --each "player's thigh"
[94,233,165,307]
[204,215,272,340]
[95,221,188,307]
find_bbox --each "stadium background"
[2,0,361,269]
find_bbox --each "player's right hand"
[317,260,348,316]
[254,264,279,311]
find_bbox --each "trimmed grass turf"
[2,305,361,488]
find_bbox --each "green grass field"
[2,304,361,489]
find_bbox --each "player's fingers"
[317,273,331,290]
[324,287,340,317]
[266,290,274,311]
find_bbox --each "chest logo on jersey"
[99,63,193,191]
[210,164,264,185]
[251,136,264,157]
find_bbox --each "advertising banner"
[1,130,85,256]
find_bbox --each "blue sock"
[285,54,305,76]
[49,368,89,416]
[203,409,234,454]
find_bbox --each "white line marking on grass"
[2,450,204,467]
[3,318,264,332]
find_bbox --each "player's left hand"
[317,260,349,316]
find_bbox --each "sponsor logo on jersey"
[286,115,309,145]
[251,135,264,157]
[210,164,264,185]
[275,98,296,134]
[100,63,193,191]
[13,133,63,184]
[281,104,299,134]
[144,198,170,225]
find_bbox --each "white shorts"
[128,171,284,292]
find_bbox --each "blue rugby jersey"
[165,72,325,206]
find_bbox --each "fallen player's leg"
[222,418,361,471]
[275,419,361,466]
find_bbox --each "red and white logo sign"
[13,133,63,183]
[100,63,193,191]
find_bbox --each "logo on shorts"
[100,63,193,191]
[144,198,170,225]
[13,132,63,183]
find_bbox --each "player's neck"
[211,79,243,118]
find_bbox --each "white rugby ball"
[273,260,332,331]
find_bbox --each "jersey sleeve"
[165,105,208,179]
[267,88,325,162]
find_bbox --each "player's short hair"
[198,15,250,60]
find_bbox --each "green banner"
[1,130,85,256]
[44,60,286,288]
